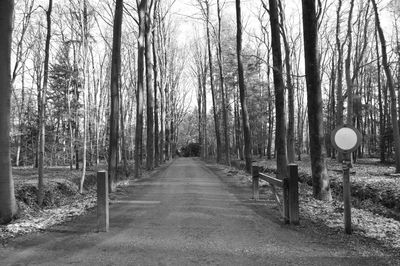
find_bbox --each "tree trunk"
[153,0,159,167]
[165,84,170,160]
[38,0,52,206]
[217,0,230,164]
[80,0,88,194]
[153,45,159,167]
[335,0,344,162]
[236,0,252,173]
[120,86,128,176]
[372,0,400,172]
[108,0,123,191]
[375,27,385,163]
[205,1,222,163]
[145,1,154,170]
[160,78,165,163]
[269,0,287,179]
[135,0,147,178]
[0,0,17,224]
[196,66,203,156]
[68,91,74,170]
[234,88,243,160]
[202,53,207,159]
[278,0,295,164]
[302,0,332,200]
[345,0,355,125]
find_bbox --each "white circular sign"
[331,125,362,153]
[334,128,358,150]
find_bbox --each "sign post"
[331,124,361,234]
[97,171,109,232]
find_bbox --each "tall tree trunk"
[108,0,123,191]
[153,0,159,167]
[202,56,207,159]
[74,99,79,170]
[278,0,295,164]
[165,84,170,160]
[335,0,344,162]
[375,27,385,163]
[345,0,355,125]
[153,37,159,166]
[16,62,25,167]
[120,85,128,176]
[302,0,332,200]
[135,0,147,178]
[372,0,400,172]
[266,46,273,160]
[196,67,203,156]
[205,0,222,163]
[67,87,74,170]
[157,14,165,163]
[269,0,287,179]
[234,87,243,160]
[0,0,17,224]
[160,77,165,163]
[145,1,154,170]
[38,0,52,206]
[216,0,230,164]
[236,0,252,173]
[328,50,336,158]
[80,0,88,194]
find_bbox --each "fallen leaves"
[218,160,400,252]
[1,193,96,242]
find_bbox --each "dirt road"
[0,158,396,265]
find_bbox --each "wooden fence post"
[252,166,259,200]
[288,164,299,225]
[283,178,290,224]
[97,171,109,232]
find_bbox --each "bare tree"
[268,0,288,178]
[277,0,295,164]
[235,0,252,172]
[135,0,147,178]
[11,0,35,167]
[372,0,400,172]
[196,0,222,162]
[145,0,154,170]
[79,0,89,193]
[38,0,52,206]
[108,0,123,192]
[216,0,230,164]
[0,0,17,224]
[302,0,332,200]
[153,0,160,167]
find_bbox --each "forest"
[1,0,400,249]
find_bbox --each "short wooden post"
[342,154,352,234]
[97,171,109,232]
[252,166,259,200]
[288,164,299,225]
[283,178,290,224]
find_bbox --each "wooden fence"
[252,164,299,225]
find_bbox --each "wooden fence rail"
[252,164,299,225]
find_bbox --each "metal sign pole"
[331,124,361,235]
[342,153,351,234]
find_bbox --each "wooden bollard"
[288,164,299,225]
[252,166,259,200]
[283,178,290,224]
[97,171,109,232]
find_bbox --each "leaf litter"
[215,158,400,253]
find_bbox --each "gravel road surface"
[0,158,397,265]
